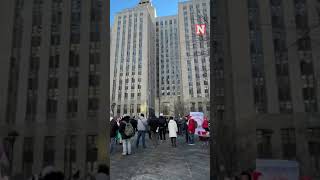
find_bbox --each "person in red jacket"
[187,117,196,145]
[202,116,209,131]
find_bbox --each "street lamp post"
[7,130,19,177]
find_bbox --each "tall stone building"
[0,0,108,178]
[110,0,156,117]
[155,16,182,116]
[178,0,211,116]
[213,0,320,178]
[110,0,211,118]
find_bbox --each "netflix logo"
[195,24,206,35]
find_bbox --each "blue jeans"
[188,132,195,144]
[136,131,146,148]
[110,137,116,153]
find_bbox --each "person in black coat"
[158,114,167,141]
[147,117,152,140]
[130,116,138,132]
[110,117,119,153]
[184,115,190,143]
[148,115,159,147]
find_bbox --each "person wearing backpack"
[119,115,135,155]
[136,113,148,149]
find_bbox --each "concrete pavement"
[110,133,210,180]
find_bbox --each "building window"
[43,136,55,167]
[23,137,34,178]
[89,75,100,87]
[130,104,134,114]
[137,104,141,113]
[47,99,57,117]
[123,104,127,114]
[198,102,203,112]
[64,135,77,178]
[190,102,196,112]
[307,128,320,138]
[309,142,320,171]
[86,135,98,172]
[117,105,121,115]
[67,99,78,118]
[257,129,273,158]
[88,98,99,111]
[281,128,296,159]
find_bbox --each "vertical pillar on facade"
[258,0,280,114]
[271,128,282,159]
[32,134,44,175]
[76,133,86,177]
[36,0,51,125]
[283,0,304,112]
[97,131,108,166]
[295,114,312,176]
[306,0,320,113]
[78,0,90,123]
[54,133,65,172]
[12,136,23,175]
[0,0,14,126]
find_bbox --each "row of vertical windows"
[156,18,181,97]
[116,104,141,115]
[248,0,267,113]
[270,0,293,113]
[47,0,62,120]
[6,0,25,124]
[293,0,318,112]
[25,0,44,122]
[190,102,210,112]
[67,0,81,118]
[88,0,102,118]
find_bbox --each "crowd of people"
[110,113,210,155]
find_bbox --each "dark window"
[309,142,320,171]
[68,77,79,88]
[47,99,57,114]
[88,98,99,111]
[49,55,59,68]
[281,128,296,159]
[257,129,273,158]
[43,136,55,167]
[137,104,141,113]
[48,78,58,89]
[23,137,34,178]
[86,135,98,162]
[117,105,121,115]
[89,75,100,87]
[67,99,78,113]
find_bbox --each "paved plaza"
[110,133,210,180]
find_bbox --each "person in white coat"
[168,117,178,147]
